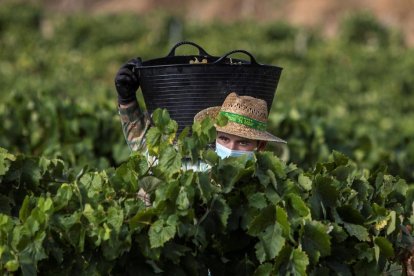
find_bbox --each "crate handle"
[166,41,211,57]
[214,50,259,65]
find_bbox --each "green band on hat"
[219,111,267,131]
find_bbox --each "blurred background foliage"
[0,1,413,183]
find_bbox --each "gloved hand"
[114,58,141,105]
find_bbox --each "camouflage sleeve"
[118,101,151,152]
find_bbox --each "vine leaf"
[255,223,285,263]
[149,215,178,248]
[290,248,309,276]
[301,220,331,264]
[344,222,370,241]
[0,148,15,176]
[374,237,394,260]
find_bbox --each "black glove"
[115,58,141,105]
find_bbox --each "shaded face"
[216,131,258,151]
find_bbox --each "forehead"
[217,131,255,142]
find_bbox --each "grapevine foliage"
[0,110,413,275]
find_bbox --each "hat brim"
[194,107,287,143]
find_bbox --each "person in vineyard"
[115,58,286,162]
[115,58,286,205]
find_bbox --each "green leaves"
[248,192,268,210]
[149,216,178,248]
[0,148,15,176]
[146,108,178,156]
[337,205,365,224]
[0,137,411,275]
[255,223,285,263]
[301,221,331,264]
[248,205,276,236]
[53,184,73,211]
[256,151,287,180]
[156,147,182,179]
[374,237,394,260]
[201,196,232,232]
[215,156,253,193]
[290,248,309,276]
[343,223,370,241]
[3,196,54,274]
[129,207,156,231]
[308,175,339,220]
[5,156,42,188]
[298,173,312,191]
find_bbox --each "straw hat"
[194,92,286,143]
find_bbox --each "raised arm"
[115,59,151,151]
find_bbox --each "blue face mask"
[215,142,255,160]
